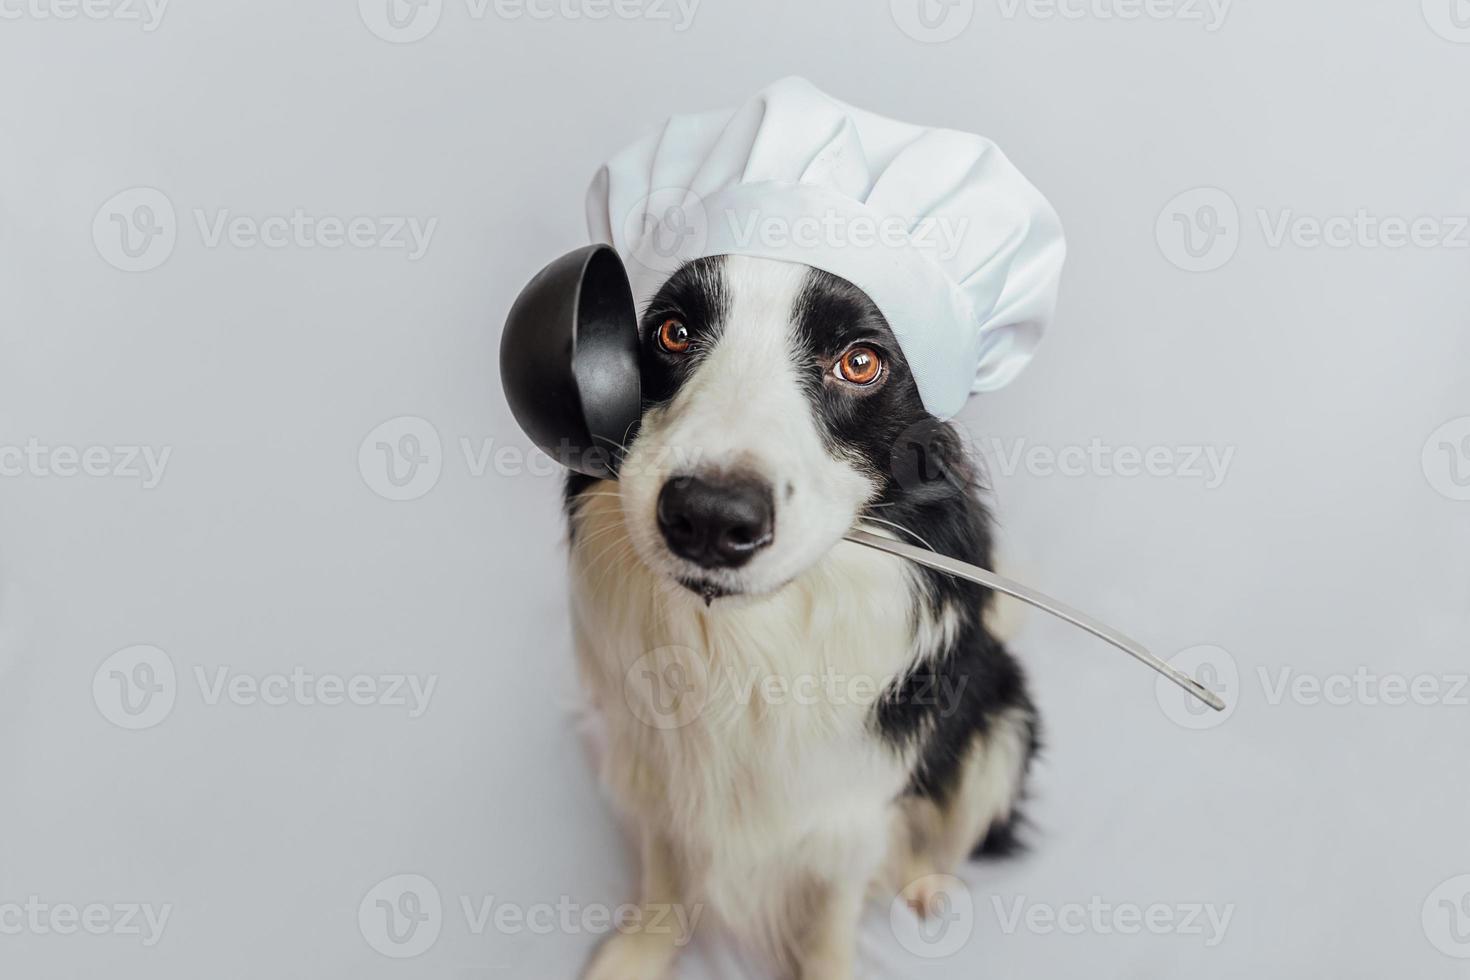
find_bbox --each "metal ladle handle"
[844,528,1225,711]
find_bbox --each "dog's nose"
[656,474,774,569]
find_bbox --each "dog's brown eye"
[657,318,691,354]
[836,346,882,385]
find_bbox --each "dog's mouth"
[673,566,808,606]
[676,575,737,605]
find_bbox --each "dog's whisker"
[850,514,942,555]
[583,545,638,604]
[573,522,630,548]
[574,521,633,571]
[589,554,635,602]
[567,531,626,564]
[589,432,633,457]
[581,533,632,577]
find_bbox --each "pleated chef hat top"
[586,76,1065,419]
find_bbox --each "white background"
[2,0,1468,976]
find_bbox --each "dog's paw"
[582,932,678,980]
[900,874,945,919]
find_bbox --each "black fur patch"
[790,268,1040,849]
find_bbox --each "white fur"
[572,481,920,963]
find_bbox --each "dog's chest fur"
[568,489,936,919]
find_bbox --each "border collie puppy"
[568,254,1038,980]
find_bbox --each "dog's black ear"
[500,245,642,479]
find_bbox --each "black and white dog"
[568,254,1037,979]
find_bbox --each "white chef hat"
[586,76,1065,419]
